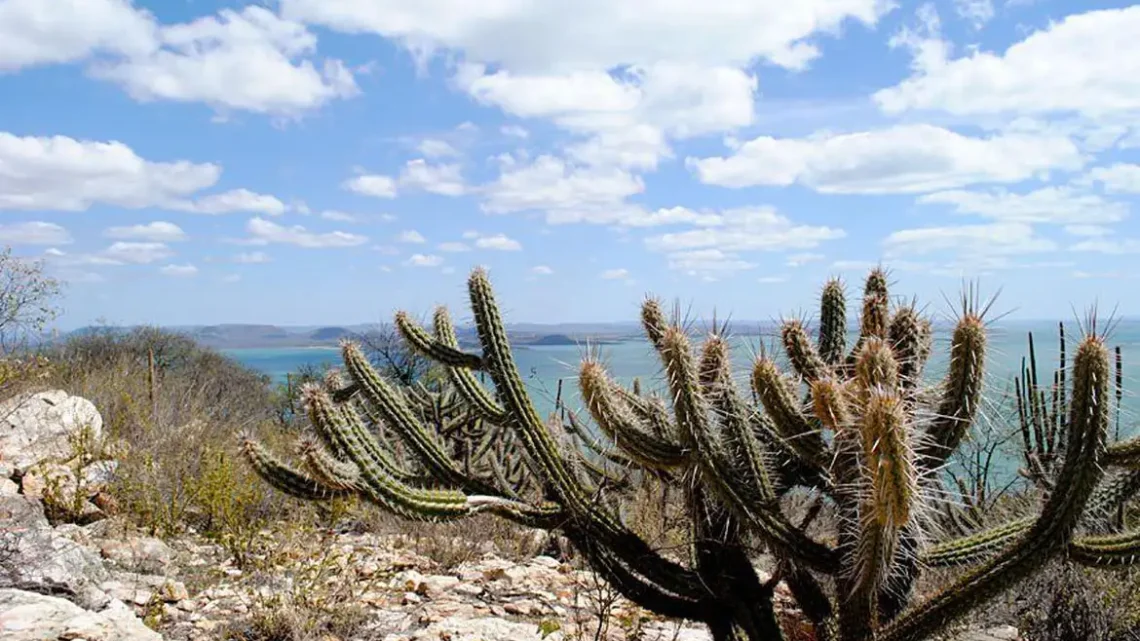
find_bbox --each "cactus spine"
[241,266,1140,641]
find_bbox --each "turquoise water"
[223,320,1140,434]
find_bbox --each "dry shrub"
[38,326,305,548]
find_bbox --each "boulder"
[0,390,103,474]
[0,588,161,641]
[0,495,110,609]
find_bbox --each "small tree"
[0,246,62,356]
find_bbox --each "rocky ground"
[0,389,1022,641]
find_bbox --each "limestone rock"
[0,588,161,641]
[0,390,103,474]
[0,495,110,609]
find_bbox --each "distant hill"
[59,319,792,350]
[308,327,351,342]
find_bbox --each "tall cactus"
[241,266,1140,641]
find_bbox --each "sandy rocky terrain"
[0,389,1020,641]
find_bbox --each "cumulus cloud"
[600,268,630,280]
[405,253,443,267]
[88,6,358,117]
[343,174,397,198]
[0,221,73,245]
[102,241,175,264]
[688,124,1083,194]
[397,230,425,244]
[399,159,465,196]
[245,217,368,248]
[103,221,187,242]
[0,132,219,211]
[916,187,1129,225]
[884,222,1056,257]
[875,6,1140,119]
[0,0,155,72]
[280,0,890,74]
[531,265,553,275]
[159,263,198,277]
[171,188,286,215]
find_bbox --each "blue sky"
[2,0,1139,329]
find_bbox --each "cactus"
[240,266,1140,641]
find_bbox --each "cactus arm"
[888,305,925,393]
[751,357,828,469]
[659,326,839,573]
[782,319,830,383]
[818,277,847,366]
[393,310,485,370]
[615,386,679,440]
[1069,530,1140,567]
[239,436,354,501]
[917,314,986,469]
[467,268,711,597]
[920,517,1035,567]
[429,306,508,422]
[297,437,363,491]
[879,333,1110,641]
[340,340,505,496]
[579,359,688,469]
[1104,436,1140,466]
[1083,468,1140,533]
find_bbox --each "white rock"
[0,390,103,474]
[0,589,160,641]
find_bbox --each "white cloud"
[916,187,1128,225]
[1064,225,1110,237]
[883,222,1055,257]
[531,265,553,275]
[875,6,1140,118]
[0,132,219,211]
[438,242,470,252]
[1069,238,1140,255]
[159,263,198,277]
[280,1,890,74]
[104,221,186,242]
[171,188,286,215]
[501,125,529,139]
[343,174,397,198]
[399,159,465,196]
[954,0,994,29]
[600,268,630,280]
[221,273,241,283]
[417,139,459,158]
[406,253,443,267]
[1082,164,1140,194]
[0,0,155,72]
[103,241,174,264]
[397,230,425,244]
[688,124,1083,194]
[758,275,788,284]
[786,252,824,267]
[319,210,356,222]
[644,207,845,253]
[482,155,643,215]
[457,63,757,170]
[0,221,72,245]
[233,251,271,263]
[546,205,722,227]
[473,233,521,251]
[246,217,367,248]
[667,249,755,277]
[89,6,358,117]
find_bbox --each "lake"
[223,319,1140,436]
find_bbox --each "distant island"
[60,317,1063,351]
[62,322,642,350]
